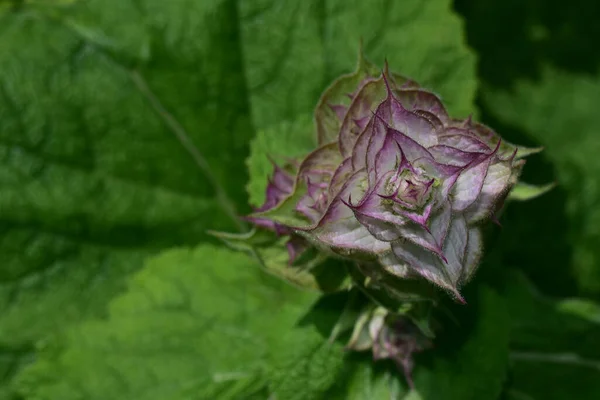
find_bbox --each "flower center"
[395,175,434,209]
[383,166,434,211]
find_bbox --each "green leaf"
[502,272,600,400]
[483,67,600,295]
[514,145,544,160]
[266,291,379,400]
[14,245,318,399]
[268,326,346,400]
[508,181,556,201]
[557,299,600,324]
[241,0,477,132]
[246,115,316,207]
[1,0,480,394]
[209,228,351,292]
[328,359,407,400]
[414,287,510,400]
[0,0,254,390]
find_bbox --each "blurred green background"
[0,0,598,399]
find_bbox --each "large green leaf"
[414,287,510,400]
[14,245,317,399]
[268,326,346,400]
[0,0,480,395]
[483,68,600,296]
[327,358,407,400]
[246,115,316,207]
[503,272,600,400]
[0,0,253,392]
[241,0,477,132]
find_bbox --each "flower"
[249,58,532,300]
[346,306,431,388]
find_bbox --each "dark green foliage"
[0,0,598,399]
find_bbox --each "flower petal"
[356,200,451,255]
[351,118,374,171]
[339,78,388,157]
[441,215,469,284]
[305,169,389,257]
[389,96,438,148]
[391,246,457,301]
[297,142,343,182]
[346,172,410,236]
[460,227,483,284]
[286,236,309,265]
[371,121,435,183]
[393,88,449,123]
[354,116,370,130]
[329,104,348,121]
[428,145,484,167]
[438,128,492,153]
[464,159,513,223]
[390,214,467,300]
[451,154,492,211]
[379,251,411,278]
[328,157,354,198]
[314,49,380,144]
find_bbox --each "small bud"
[347,306,431,388]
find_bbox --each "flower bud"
[248,56,536,300]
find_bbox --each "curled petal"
[286,236,309,265]
[391,214,468,301]
[254,163,295,213]
[451,154,492,211]
[441,216,469,285]
[388,96,438,148]
[370,120,435,183]
[464,159,514,223]
[373,83,439,147]
[393,88,449,123]
[246,160,296,234]
[365,114,390,178]
[315,48,381,144]
[411,109,445,132]
[351,118,374,171]
[328,157,354,198]
[428,145,485,167]
[438,128,492,153]
[460,227,483,284]
[379,251,411,278]
[354,116,370,130]
[352,211,408,243]
[297,142,343,183]
[339,78,388,157]
[304,170,389,257]
[355,199,451,257]
[460,119,497,145]
[345,172,410,237]
[329,104,348,121]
